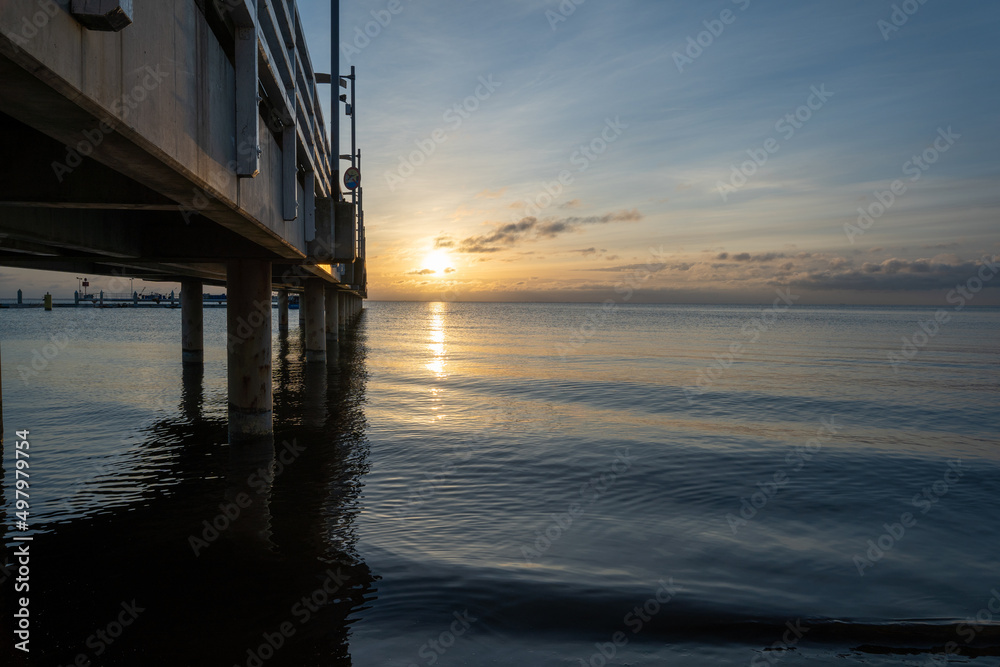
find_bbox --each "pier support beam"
[181,280,204,364]
[227,260,273,443]
[304,279,326,363]
[277,289,289,331]
[338,292,347,335]
[325,286,339,345]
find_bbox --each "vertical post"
[227,259,273,443]
[277,289,289,331]
[99,290,103,307]
[350,66,357,193]
[1,341,4,443]
[338,292,347,334]
[182,280,204,364]
[44,293,53,310]
[304,279,326,363]
[331,0,340,199]
[0,341,5,573]
[17,289,23,305]
[325,286,339,345]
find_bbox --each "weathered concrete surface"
[181,279,203,364]
[227,259,272,442]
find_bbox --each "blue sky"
[4,1,998,303]
[296,0,1000,303]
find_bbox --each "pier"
[0,0,365,443]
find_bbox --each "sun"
[423,250,452,275]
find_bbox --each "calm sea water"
[1,302,999,666]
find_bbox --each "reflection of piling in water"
[181,363,204,423]
[224,436,275,550]
[303,357,328,428]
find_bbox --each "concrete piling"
[304,279,326,363]
[325,286,339,345]
[277,289,289,331]
[181,280,204,364]
[226,259,273,444]
[338,292,347,335]
[44,292,52,310]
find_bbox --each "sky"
[5,0,1000,304]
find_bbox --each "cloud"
[444,267,455,273]
[452,209,642,254]
[434,236,455,248]
[559,199,582,209]
[572,247,598,255]
[407,269,436,275]
[720,251,787,262]
[475,187,507,199]
[790,257,999,292]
